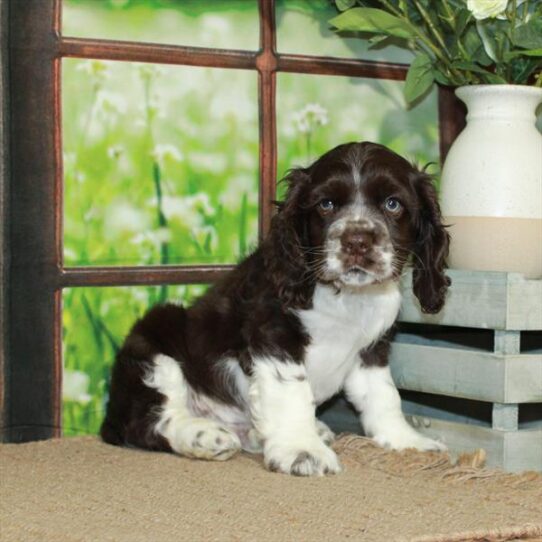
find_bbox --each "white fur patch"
[143,354,241,459]
[296,281,401,404]
[249,357,341,475]
[344,364,446,451]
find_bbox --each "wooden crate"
[319,270,542,472]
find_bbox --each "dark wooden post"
[5,0,62,442]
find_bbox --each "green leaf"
[463,25,493,66]
[368,34,389,48]
[433,67,450,86]
[455,8,472,37]
[404,53,434,104]
[476,20,498,63]
[335,0,356,11]
[504,48,542,60]
[452,61,507,83]
[513,19,542,50]
[329,7,416,39]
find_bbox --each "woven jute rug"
[1,435,541,542]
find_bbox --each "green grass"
[62,0,439,436]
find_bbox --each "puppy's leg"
[144,354,241,460]
[249,358,341,476]
[345,363,446,452]
[315,420,336,446]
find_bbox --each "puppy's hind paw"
[179,419,241,461]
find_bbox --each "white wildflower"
[219,174,257,210]
[104,202,148,237]
[192,224,218,252]
[134,62,164,82]
[154,227,172,244]
[151,144,184,167]
[96,90,127,116]
[75,60,109,84]
[63,152,76,169]
[63,246,78,262]
[292,103,329,134]
[130,288,149,305]
[63,370,91,404]
[129,227,171,253]
[152,194,215,228]
[107,145,125,160]
[74,170,86,184]
[189,151,228,174]
[467,0,508,20]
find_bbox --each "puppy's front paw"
[265,439,341,476]
[374,427,446,452]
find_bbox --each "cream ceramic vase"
[440,85,542,279]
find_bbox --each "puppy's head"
[266,141,450,313]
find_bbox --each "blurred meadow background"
[62,0,439,435]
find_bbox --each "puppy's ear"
[411,171,451,314]
[264,168,312,309]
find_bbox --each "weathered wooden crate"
[319,269,542,473]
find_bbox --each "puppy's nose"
[341,228,374,255]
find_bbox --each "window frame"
[2,0,466,442]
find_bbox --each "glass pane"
[63,59,259,266]
[62,284,208,436]
[277,73,439,185]
[276,0,414,63]
[62,0,259,50]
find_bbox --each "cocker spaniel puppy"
[101,141,450,476]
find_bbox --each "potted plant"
[330,0,542,278]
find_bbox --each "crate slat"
[404,416,542,472]
[390,342,542,403]
[399,269,542,330]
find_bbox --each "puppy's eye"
[384,197,402,214]
[319,199,335,213]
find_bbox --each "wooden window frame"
[2,0,466,442]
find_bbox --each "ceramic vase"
[440,84,542,278]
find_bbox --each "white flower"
[292,103,329,134]
[76,60,109,84]
[131,228,171,250]
[192,224,218,252]
[104,202,148,236]
[219,174,257,209]
[151,144,184,166]
[134,63,164,82]
[152,194,215,228]
[189,151,228,174]
[95,90,127,116]
[63,370,91,404]
[467,0,508,20]
[107,145,125,160]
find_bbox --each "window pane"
[276,0,414,63]
[62,59,259,266]
[277,73,439,185]
[62,284,207,436]
[62,0,259,50]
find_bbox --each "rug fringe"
[333,434,542,489]
[401,523,542,542]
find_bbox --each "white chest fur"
[296,281,402,404]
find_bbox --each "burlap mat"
[1,435,541,541]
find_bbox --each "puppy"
[101,141,450,476]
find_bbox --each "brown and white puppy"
[101,141,450,476]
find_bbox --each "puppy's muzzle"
[338,220,386,269]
